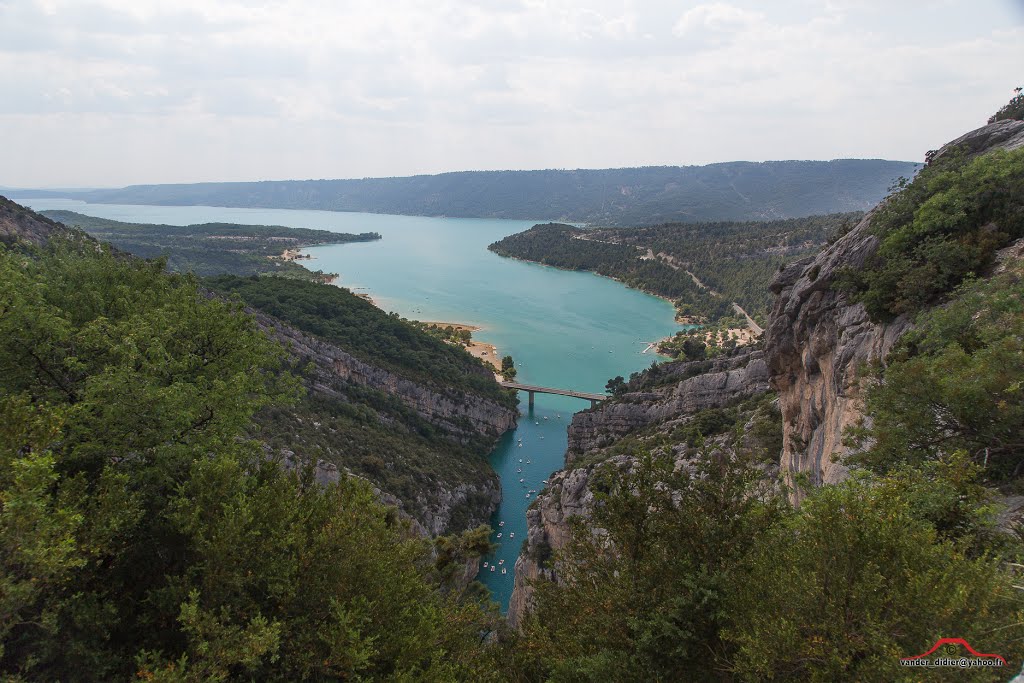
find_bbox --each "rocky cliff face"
[0,195,74,246]
[763,118,1024,501]
[566,351,770,461]
[509,349,771,626]
[255,309,517,441]
[251,308,516,535]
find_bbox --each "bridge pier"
[590,399,598,408]
[528,390,535,409]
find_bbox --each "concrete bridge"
[499,381,606,408]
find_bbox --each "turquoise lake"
[24,199,680,611]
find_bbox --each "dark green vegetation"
[834,148,1024,321]
[204,275,516,531]
[847,261,1024,486]
[206,275,512,407]
[0,241,502,679]
[988,86,1024,123]
[15,159,917,226]
[509,417,1022,681]
[40,209,380,282]
[490,214,860,323]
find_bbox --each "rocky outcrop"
[251,308,514,534]
[509,350,772,626]
[764,119,1024,502]
[0,195,74,246]
[567,350,770,461]
[253,309,516,442]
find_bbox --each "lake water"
[24,199,680,611]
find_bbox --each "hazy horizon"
[2,0,1021,188]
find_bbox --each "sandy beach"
[422,321,502,374]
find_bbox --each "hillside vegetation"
[16,159,917,226]
[0,240,501,679]
[41,210,379,282]
[489,213,859,324]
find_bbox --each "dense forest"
[12,159,917,226]
[0,239,508,679]
[40,210,379,281]
[489,213,859,324]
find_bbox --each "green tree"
[501,355,517,380]
[605,375,627,396]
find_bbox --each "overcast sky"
[2,0,1022,187]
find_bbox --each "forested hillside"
[13,159,918,226]
[41,210,379,281]
[489,213,859,324]
[0,235,504,679]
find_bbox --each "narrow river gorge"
[26,199,680,611]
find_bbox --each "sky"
[1,0,1022,188]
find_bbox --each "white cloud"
[0,0,1022,186]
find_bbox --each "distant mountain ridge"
[10,159,920,226]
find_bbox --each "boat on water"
[499,521,504,527]
[497,533,502,538]
[544,416,548,420]
[526,459,532,464]
[518,459,523,463]
[509,532,515,538]
[490,566,495,572]
[483,562,488,568]
[518,443,522,447]
[502,568,507,574]
[519,478,524,483]
[542,479,548,484]
[499,559,504,565]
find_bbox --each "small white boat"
[490,565,495,572]
[483,562,489,567]
[519,478,524,483]
[509,532,515,538]
[525,493,531,498]
[526,460,532,464]
[499,559,504,565]
[535,421,539,425]
[518,459,523,463]
[544,416,548,420]
[502,568,507,574]
[497,533,502,538]
[499,521,504,527]
[518,443,522,447]
[542,479,548,484]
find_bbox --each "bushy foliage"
[988,86,1024,124]
[508,450,1022,681]
[207,274,514,407]
[834,148,1024,321]
[846,265,1024,483]
[0,244,498,679]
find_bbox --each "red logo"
[901,637,1006,665]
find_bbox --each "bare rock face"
[508,457,628,628]
[509,350,771,627]
[763,119,1024,502]
[567,351,770,460]
[255,309,517,441]
[0,195,74,246]
[763,219,910,498]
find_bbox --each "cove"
[24,199,680,612]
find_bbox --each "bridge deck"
[499,381,605,402]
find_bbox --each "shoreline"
[422,321,502,374]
